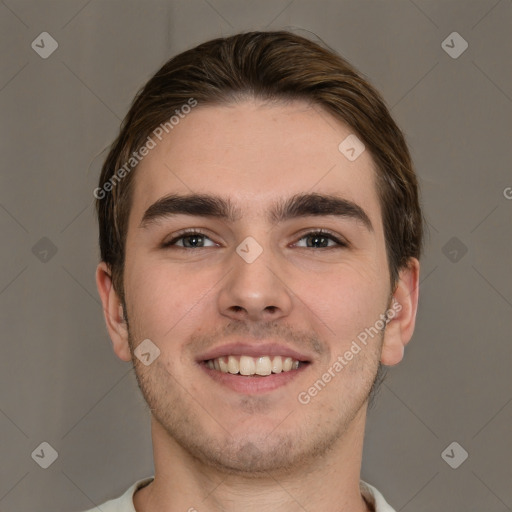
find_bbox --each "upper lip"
[197,342,313,362]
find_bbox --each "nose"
[217,244,293,323]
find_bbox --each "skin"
[96,98,420,512]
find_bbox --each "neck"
[134,404,371,512]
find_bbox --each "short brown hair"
[96,30,424,301]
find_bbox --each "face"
[107,99,408,474]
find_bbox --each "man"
[89,30,422,512]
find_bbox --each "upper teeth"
[206,355,300,376]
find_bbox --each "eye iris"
[308,234,329,248]
[184,234,203,247]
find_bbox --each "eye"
[161,229,348,250]
[294,230,348,249]
[162,230,217,249]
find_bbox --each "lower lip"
[199,363,309,394]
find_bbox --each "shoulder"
[78,476,155,512]
[360,480,397,512]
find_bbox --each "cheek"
[303,260,388,346]
[124,255,214,339]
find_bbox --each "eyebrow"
[139,192,373,232]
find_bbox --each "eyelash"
[162,229,348,250]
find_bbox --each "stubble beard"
[127,330,381,476]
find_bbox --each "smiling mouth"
[203,355,309,376]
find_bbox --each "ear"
[95,262,131,362]
[380,257,420,366]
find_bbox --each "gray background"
[1,1,511,511]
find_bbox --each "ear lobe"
[380,258,420,366]
[95,262,132,362]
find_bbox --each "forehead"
[129,99,382,228]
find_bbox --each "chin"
[195,435,301,475]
